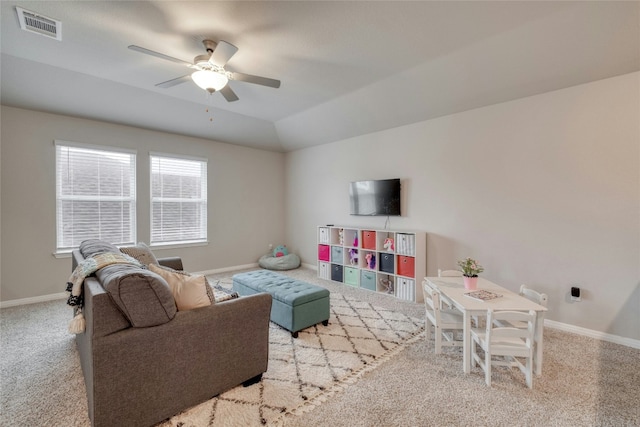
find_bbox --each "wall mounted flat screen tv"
[349,178,401,216]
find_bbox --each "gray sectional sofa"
[71,240,272,427]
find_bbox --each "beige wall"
[2,73,638,340]
[0,106,286,301]
[285,72,640,340]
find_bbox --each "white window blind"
[150,154,207,245]
[55,142,136,252]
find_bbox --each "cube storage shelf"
[317,226,426,303]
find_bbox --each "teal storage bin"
[360,270,376,291]
[331,246,344,263]
[344,267,359,287]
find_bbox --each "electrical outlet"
[268,243,273,250]
[571,286,581,302]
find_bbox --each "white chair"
[436,269,462,309]
[493,284,547,373]
[520,284,548,307]
[519,285,547,375]
[471,309,537,388]
[494,285,547,328]
[422,281,464,354]
[438,269,463,277]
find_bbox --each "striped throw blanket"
[65,252,141,333]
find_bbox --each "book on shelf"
[463,290,503,301]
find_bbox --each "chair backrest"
[438,269,463,277]
[423,281,438,310]
[422,281,442,319]
[519,284,548,307]
[486,310,536,347]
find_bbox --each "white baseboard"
[301,262,317,270]
[544,319,640,349]
[1,292,68,308]
[200,263,317,275]
[193,263,259,276]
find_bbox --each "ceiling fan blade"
[128,45,193,68]
[156,75,192,88]
[232,72,281,88]
[219,85,239,102]
[209,40,238,67]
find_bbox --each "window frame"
[149,152,208,247]
[54,140,137,254]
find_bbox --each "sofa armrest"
[82,277,131,337]
[158,257,183,271]
[75,276,132,426]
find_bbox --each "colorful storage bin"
[397,256,415,278]
[362,230,376,250]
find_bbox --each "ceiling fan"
[128,39,281,102]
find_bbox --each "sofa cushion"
[97,264,176,327]
[120,242,158,266]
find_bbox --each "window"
[55,141,136,252]
[150,153,207,246]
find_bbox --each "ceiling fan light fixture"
[191,70,228,92]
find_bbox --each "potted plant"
[457,257,484,290]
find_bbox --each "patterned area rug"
[159,292,424,427]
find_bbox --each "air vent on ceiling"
[16,7,61,41]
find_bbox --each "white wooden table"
[424,276,548,376]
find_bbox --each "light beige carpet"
[1,267,639,426]
[160,289,423,427]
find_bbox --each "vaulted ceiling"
[1,1,638,152]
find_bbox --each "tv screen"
[349,179,401,216]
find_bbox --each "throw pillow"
[148,264,212,311]
[120,242,158,266]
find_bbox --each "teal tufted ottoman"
[232,270,330,338]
